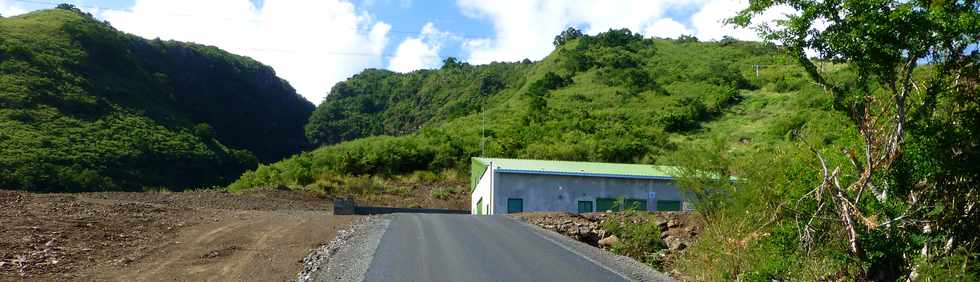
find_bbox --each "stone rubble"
[517,211,701,272]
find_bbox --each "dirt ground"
[0,189,357,281]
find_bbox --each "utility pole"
[754,64,759,78]
[481,104,485,157]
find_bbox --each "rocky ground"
[0,188,356,281]
[298,216,389,282]
[516,211,701,278]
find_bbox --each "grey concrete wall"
[491,172,685,214]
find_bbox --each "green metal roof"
[472,157,677,179]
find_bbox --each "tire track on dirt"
[119,213,252,281]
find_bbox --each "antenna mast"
[481,104,486,157]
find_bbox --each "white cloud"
[388,22,449,72]
[0,0,27,17]
[456,0,702,64]
[455,0,804,63]
[102,0,391,104]
[644,18,693,39]
[691,0,794,41]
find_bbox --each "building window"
[656,200,682,211]
[507,198,523,213]
[596,198,647,212]
[577,201,593,213]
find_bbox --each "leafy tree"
[524,72,569,124]
[718,35,738,46]
[677,34,699,43]
[553,27,584,47]
[56,3,77,10]
[736,0,980,279]
[441,57,466,70]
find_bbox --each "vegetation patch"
[0,7,313,192]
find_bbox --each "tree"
[524,72,569,124]
[677,35,699,43]
[56,3,77,10]
[441,57,465,70]
[736,0,980,279]
[553,27,584,47]
[718,35,738,46]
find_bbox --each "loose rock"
[598,235,620,247]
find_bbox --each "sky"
[0,0,794,103]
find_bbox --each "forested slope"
[305,60,532,145]
[0,7,314,191]
[237,2,980,279]
[231,29,846,190]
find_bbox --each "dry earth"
[0,189,357,281]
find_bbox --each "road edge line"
[507,217,635,282]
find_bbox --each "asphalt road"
[363,214,640,282]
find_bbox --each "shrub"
[430,187,459,200]
[602,212,666,265]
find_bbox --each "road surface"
[362,214,668,282]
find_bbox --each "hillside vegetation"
[230,29,845,194]
[0,7,314,191]
[232,9,980,278]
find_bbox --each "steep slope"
[131,41,314,162]
[305,61,532,145]
[0,7,313,191]
[231,29,848,194]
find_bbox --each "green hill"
[0,7,314,192]
[230,29,849,192]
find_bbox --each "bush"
[430,187,459,200]
[602,212,666,265]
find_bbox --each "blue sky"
[0,0,792,103]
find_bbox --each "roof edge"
[495,169,674,181]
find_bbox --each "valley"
[2,2,977,280]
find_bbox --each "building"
[470,157,689,215]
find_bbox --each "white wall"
[470,165,494,215]
[491,173,685,214]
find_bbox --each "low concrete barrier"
[333,198,356,215]
[353,206,469,215]
[332,198,468,215]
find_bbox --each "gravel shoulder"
[300,216,389,282]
